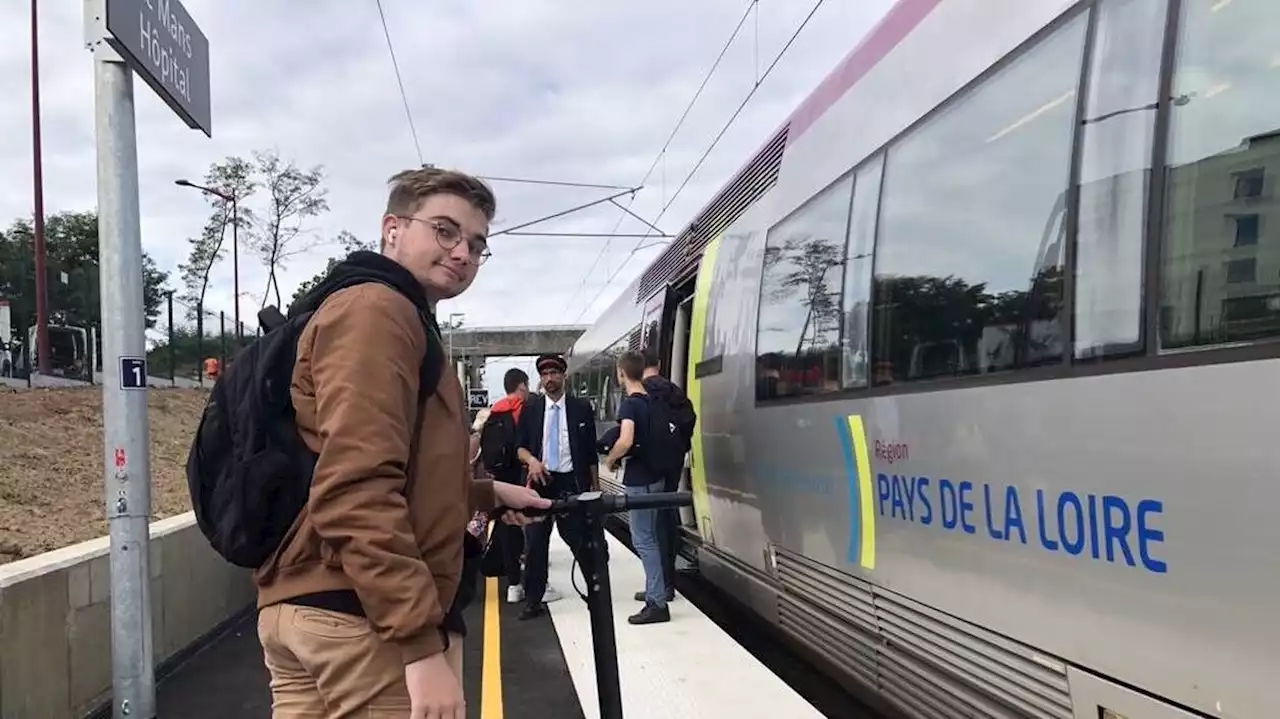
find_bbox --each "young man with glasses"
[253,167,549,719]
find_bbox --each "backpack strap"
[258,306,288,333]
[404,309,445,486]
[415,309,444,405]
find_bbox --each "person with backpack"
[640,348,696,599]
[479,367,532,603]
[189,167,550,719]
[602,350,683,625]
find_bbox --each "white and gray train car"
[567,0,1276,716]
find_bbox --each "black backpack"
[638,394,684,476]
[645,377,696,452]
[186,252,443,569]
[668,390,696,450]
[479,409,519,475]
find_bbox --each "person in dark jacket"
[641,348,697,597]
[482,367,531,603]
[515,353,599,620]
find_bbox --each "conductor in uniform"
[515,353,600,620]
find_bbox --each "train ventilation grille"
[774,548,1073,719]
[635,124,789,302]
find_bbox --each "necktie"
[547,404,561,470]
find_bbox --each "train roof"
[570,0,933,367]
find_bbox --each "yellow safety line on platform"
[480,543,503,718]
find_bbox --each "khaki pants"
[258,603,464,718]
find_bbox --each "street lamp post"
[175,179,240,346]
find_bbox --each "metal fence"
[145,295,260,387]
[1,289,259,389]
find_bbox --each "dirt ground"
[0,386,208,563]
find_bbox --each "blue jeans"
[626,478,669,609]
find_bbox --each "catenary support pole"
[31,0,51,375]
[94,48,156,719]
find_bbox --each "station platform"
[154,527,828,718]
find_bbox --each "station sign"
[105,0,212,136]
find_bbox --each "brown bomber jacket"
[253,283,495,663]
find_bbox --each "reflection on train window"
[1159,0,1280,349]
[840,155,884,389]
[1073,0,1167,359]
[870,15,1085,384]
[756,173,854,400]
[1233,214,1260,247]
[704,231,757,362]
[602,336,628,419]
[1234,168,1265,200]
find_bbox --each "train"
[565,0,1278,717]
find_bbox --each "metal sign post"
[85,0,210,716]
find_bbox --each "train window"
[703,230,757,363]
[1157,0,1280,350]
[871,15,1086,384]
[756,173,854,400]
[1073,0,1167,359]
[583,364,606,419]
[602,335,630,418]
[840,155,884,389]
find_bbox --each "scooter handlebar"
[496,490,693,518]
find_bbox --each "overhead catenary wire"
[562,0,758,314]
[572,0,828,324]
[374,0,425,166]
[479,175,635,191]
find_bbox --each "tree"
[288,230,372,306]
[177,156,256,321]
[177,210,229,319]
[760,235,845,357]
[0,211,169,332]
[248,149,329,310]
[776,236,844,356]
[870,266,1065,380]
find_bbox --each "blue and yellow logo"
[834,414,877,570]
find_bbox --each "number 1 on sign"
[120,357,147,390]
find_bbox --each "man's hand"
[404,652,465,718]
[493,482,552,526]
[525,457,548,484]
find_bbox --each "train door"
[668,294,697,530]
[641,280,702,536]
[684,236,726,544]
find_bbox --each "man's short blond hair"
[385,167,497,222]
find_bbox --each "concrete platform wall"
[0,513,255,719]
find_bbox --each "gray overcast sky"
[1,0,893,333]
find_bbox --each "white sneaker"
[506,585,525,604]
[542,585,563,603]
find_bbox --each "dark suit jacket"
[516,393,598,490]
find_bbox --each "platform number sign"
[120,357,147,389]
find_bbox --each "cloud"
[0,0,894,335]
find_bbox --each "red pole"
[31,0,50,375]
